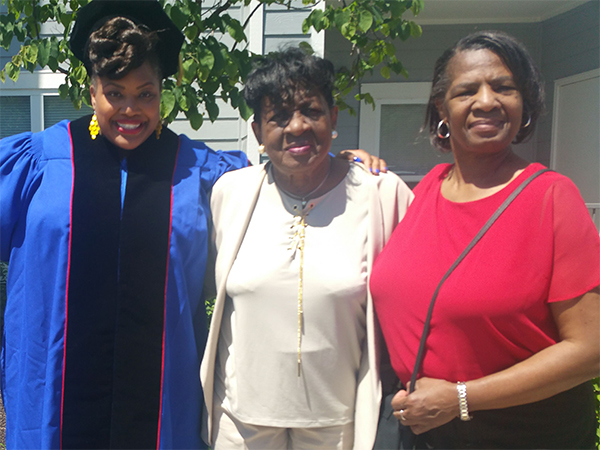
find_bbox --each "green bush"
[205,297,215,327]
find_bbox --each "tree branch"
[241,1,263,30]
[33,0,40,39]
[213,0,234,17]
[230,0,262,52]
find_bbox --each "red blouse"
[370,163,600,385]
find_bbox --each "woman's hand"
[391,378,459,435]
[336,149,388,175]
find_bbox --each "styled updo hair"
[86,16,161,80]
[244,47,336,119]
[424,30,545,152]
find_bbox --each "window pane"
[44,96,92,129]
[379,104,452,177]
[0,96,31,138]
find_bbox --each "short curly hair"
[86,16,161,80]
[424,30,545,152]
[243,47,336,119]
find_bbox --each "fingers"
[391,389,410,424]
[336,149,388,175]
[373,156,388,174]
[391,406,434,434]
[390,389,408,410]
[392,407,424,431]
[391,379,459,435]
[393,408,408,423]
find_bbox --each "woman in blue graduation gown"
[0,1,247,448]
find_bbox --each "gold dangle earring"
[258,144,265,154]
[89,113,100,140]
[156,121,163,140]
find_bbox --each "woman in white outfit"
[200,47,414,450]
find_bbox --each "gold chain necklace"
[288,205,311,377]
[276,161,331,376]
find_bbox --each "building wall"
[326,1,599,167]
[537,0,600,166]
[263,0,313,53]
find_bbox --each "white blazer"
[201,162,413,449]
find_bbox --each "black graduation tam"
[70,0,184,77]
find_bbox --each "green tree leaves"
[303,0,423,113]
[1,0,422,126]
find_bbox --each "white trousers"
[212,398,354,450]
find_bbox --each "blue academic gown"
[0,117,247,449]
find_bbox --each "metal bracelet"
[457,382,473,421]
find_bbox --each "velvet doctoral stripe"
[62,116,179,449]
[62,117,122,449]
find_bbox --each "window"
[359,83,452,184]
[44,96,93,129]
[0,96,31,138]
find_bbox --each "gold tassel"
[156,121,163,140]
[288,210,308,377]
[89,114,100,140]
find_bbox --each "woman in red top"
[370,31,599,448]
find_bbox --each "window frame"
[550,68,599,228]
[359,82,432,183]
[0,71,66,133]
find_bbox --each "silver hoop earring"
[331,130,338,139]
[522,114,531,128]
[437,120,450,139]
[258,144,265,155]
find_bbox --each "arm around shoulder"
[178,134,249,190]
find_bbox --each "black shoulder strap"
[408,168,551,392]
